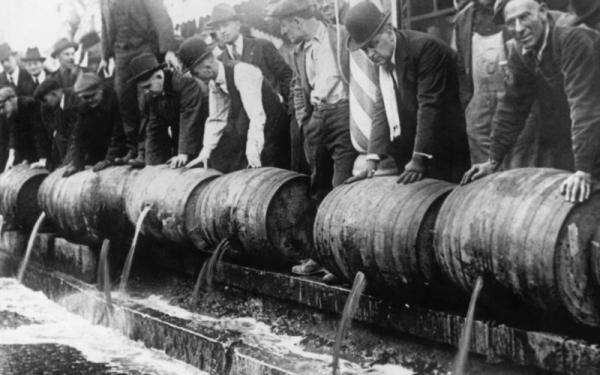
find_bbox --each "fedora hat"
[127,53,165,84]
[0,43,13,61]
[177,37,214,70]
[207,3,240,27]
[269,0,313,19]
[51,38,78,58]
[571,0,600,25]
[344,1,391,52]
[22,47,46,62]
[79,31,101,50]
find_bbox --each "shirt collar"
[59,93,65,110]
[305,22,328,49]
[391,32,397,66]
[10,66,19,83]
[522,21,550,61]
[36,70,46,82]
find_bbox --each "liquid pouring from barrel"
[17,212,46,283]
[452,276,484,375]
[119,206,151,294]
[98,239,113,320]
[191,238,229,305]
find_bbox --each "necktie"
[231,44,241,60]
[33,76,38,87]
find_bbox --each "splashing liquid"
[332,271,366,375]
[453,276,484,375]
[17,212,46,283]
[191,238,229,304]
[119,206,151,294]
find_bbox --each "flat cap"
[73,72,102,94]
[33,79,61,101]
[269,0,313,19]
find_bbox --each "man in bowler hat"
[62,73,127,177]
[100,0,179,165]
[49,38,82,90]
[33,79,78,170]
[22,47,50,89]
[177,37,287,173]
[127,52,206,169]
[345,1,470,185]
[0,43,35,97]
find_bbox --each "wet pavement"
[0,278,207,375]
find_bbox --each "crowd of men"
[1,0,599,281]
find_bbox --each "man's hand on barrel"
[397,154,427,184]
[560,171,592,203]
[62,164,83,178]
[461,159,499,185]
[246,130,264,168]
[186,148,210,169]
[92,159,113,172]
[345,159,379,184]
[167,154,189,169]
[30,158,47,169]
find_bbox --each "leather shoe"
[291,259,325,276]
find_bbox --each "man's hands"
[4,150,15,172]
[461,160,499,185]
[397,155,428,184]
[92,159,112,172]
[62,164,83,178]
[186,148,211,169]
[246,131,264,168]
[560,171,592,203]
[164,51,182,71]
[345,159,379,184]
[167,154,189,169]
[30,158,47,169]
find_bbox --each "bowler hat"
[269,0,313,19]
[344,1,391,52]
[0,43,13,61]
[33,79,61,101]
[22,47,45,62]
[127,53,165,84]
[74,72,102,94]
[571,0,600,25]
[51,38,78,58]
[207,3,240,27]
[177,37,214,70]
[79,31,101,50]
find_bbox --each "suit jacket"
[291,23,350,128]
[0,68,35,97]
[40,89,78,169]
[139,70,206,165]
[67,87,127,167]
[369,29,470,183]
[491,22,600,176]
[220,36,293,102]
[101,0,175,59]
[6,97,45,163]
[49,66,82,90]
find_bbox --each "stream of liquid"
[16,212,46,283]
[191,238,229,304]
[452,276,484,375]
[119,206,151,294]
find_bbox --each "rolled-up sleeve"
[202,82,230,154]
[233,63,266,138]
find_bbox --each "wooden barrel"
[313,177,454,290]
[38,166,135,245]
[434,168,600,327]
[124,165,221,246]
[0,166,48,229]
[196,167,315,268]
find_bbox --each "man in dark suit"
[63,73,127,177]
[34,79,78,170]
[22,47,51,89]
[0,44,36,97]
[100,0,179,165]
[463,0,600,203]
[208,3,293,169]
[49,38,82,90]
[345,1,470,185]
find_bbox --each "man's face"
[190,57,218,83]
[44,89,63,108]
[138,70,165,95]
[77,88,103,108]
[362,25,396,66]
[280,17,304,44]
[217,20,241,44]
[504,0,547,49]
[24,60,43,76]
[58,47,76,70]
[1,56,17,74]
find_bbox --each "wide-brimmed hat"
[33,79,61,101]
[51,38,78,58]
[177,37,214,70]
[74,72,102,94]
[344,1,391,52]
[268,0,313,19]
[0,43,14,61]
[207,3,240,27]
[127,53,165,84]
[22,47,45,62]
[571,0,600,25]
